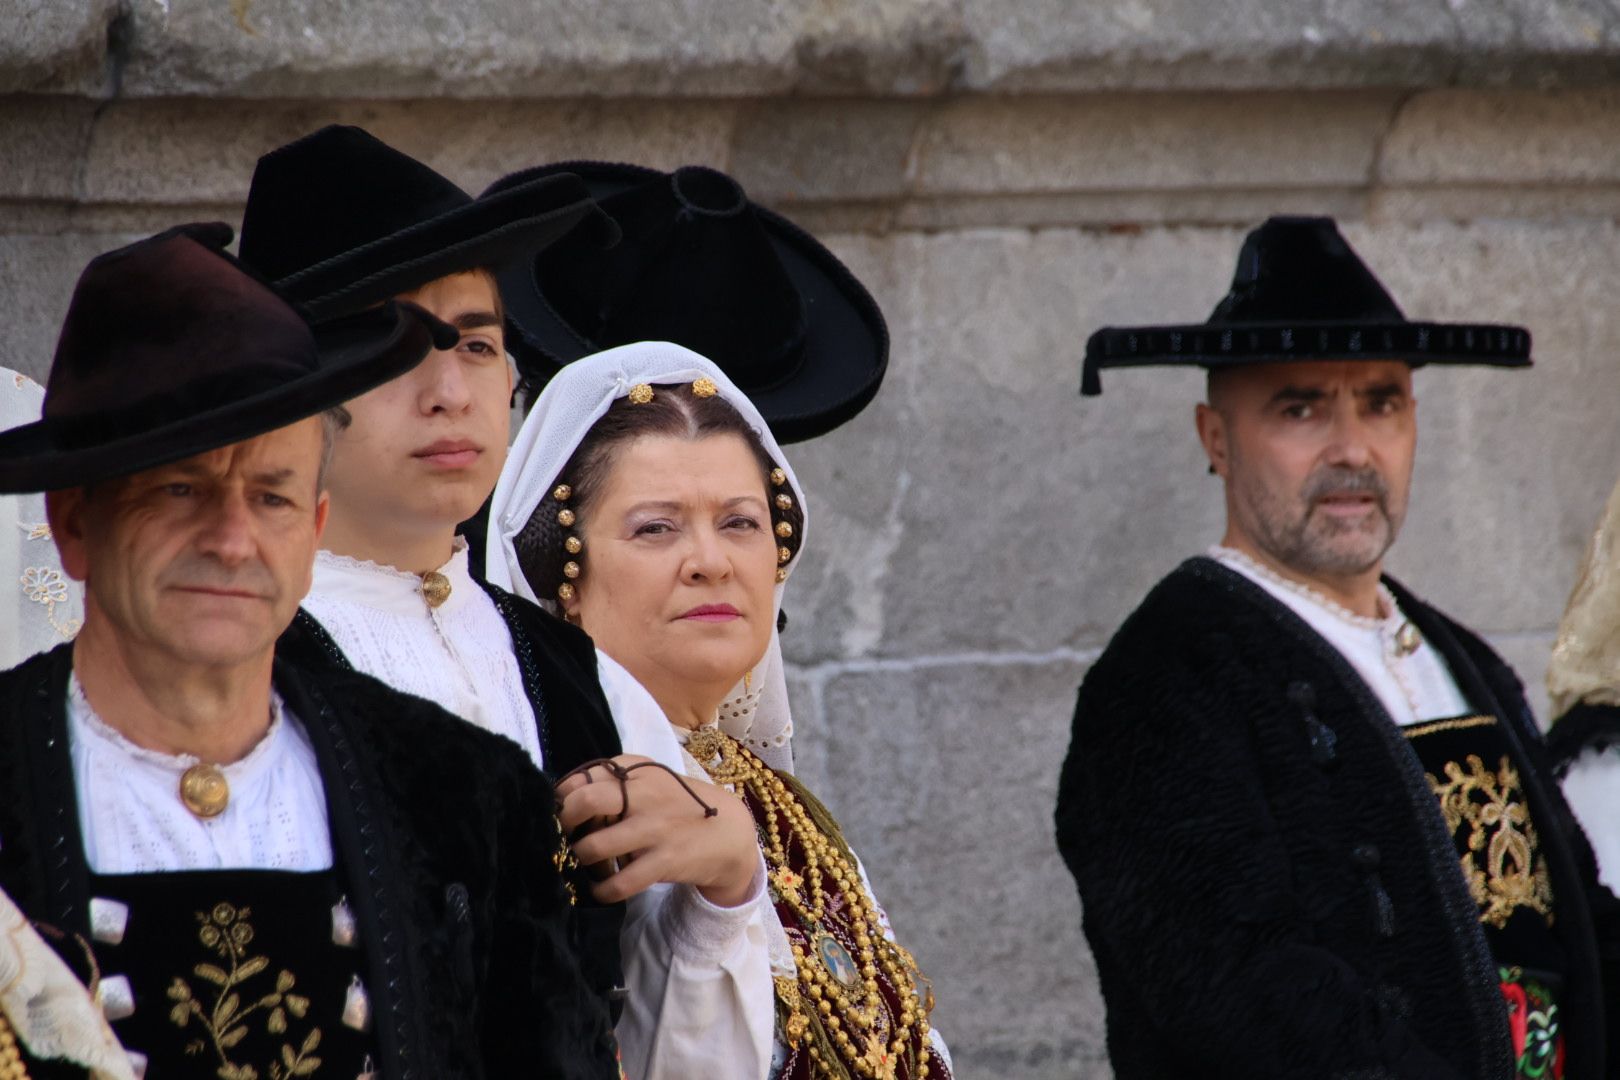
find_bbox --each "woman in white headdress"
[488,341,949,1080]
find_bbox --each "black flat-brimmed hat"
[483,161,888,443]
[0,222,454,494]
[1081,215,1532,396]
[239,125,616,323]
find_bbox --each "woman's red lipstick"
[680,603,741,622]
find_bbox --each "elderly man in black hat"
[1056,217,1605,1078]
[0,223,619,1080]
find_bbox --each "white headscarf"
[0,369,83,666]
[486,342,804,771]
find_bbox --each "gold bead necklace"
[0,1011,30,1080]
[687,728,936,1080]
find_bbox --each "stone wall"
[6,3,1620,1076]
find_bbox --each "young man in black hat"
[1056,217,1605,1078]
[0,223,619,1080]
[238,126,777,1080]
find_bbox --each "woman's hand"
[556,754,760,906]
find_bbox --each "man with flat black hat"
[1056,217,1605,1078]
[0,223,619,1080]
[238,126,779,1080]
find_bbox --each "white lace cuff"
[657,856,767,965]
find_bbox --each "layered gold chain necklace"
[685,727,937,1080]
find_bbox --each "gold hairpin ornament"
[557,508,576,527]
[775,568,789,583]
[775,521,794,539]
[564,536,582,554]
[778,546,792,565]
[628,384,655,405]
[775,493,793,511]
[691,377,719,399]
[557,583,576,602]
[553,484,572,502]
[769,468,786,487]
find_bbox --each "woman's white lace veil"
[486,341,805,771]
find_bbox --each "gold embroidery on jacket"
[165,902,323,1079]
[1427,754,1555,929]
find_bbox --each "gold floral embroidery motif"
[18,564,80,639]
[166,902,323,1079]
[1427,754,1555,929]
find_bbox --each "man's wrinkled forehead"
[91,417,324,496]
[1207,359,1414,409]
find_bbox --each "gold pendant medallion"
[179,763,230,818]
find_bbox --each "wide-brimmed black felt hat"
[1081,215,1532,396]
[239,125,617,325]
[0,222,454,494]
[483,161,888,443]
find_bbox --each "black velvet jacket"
[1055,557,1604,1080]
[0,644,620,1080]
[278,578,627,1010]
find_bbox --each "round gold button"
[421,571,451,608]
[180,763,230,819]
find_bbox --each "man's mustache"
[162,558,277,597]
[1304,467,1388,507]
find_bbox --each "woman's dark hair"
[515,383,805,606]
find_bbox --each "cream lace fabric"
[0,369,82,667]
[1548,475,1620,719]
[0,888,135,1079]
[486,341,804,772]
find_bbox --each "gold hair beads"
[628,383,655,405]
[555,481,583,601]
[770,468,787,487]
[691,377,719,398]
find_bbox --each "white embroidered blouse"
[68,676,332,873]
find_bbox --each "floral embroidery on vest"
[166,903,323,1078]
[1427,749,1555,929]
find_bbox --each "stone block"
[1379,87,1620,185]
[787,657,1105,1078]
[960,0,1620,92]
[77,98,739,206]
[910,91,1398,195]
[730,100,924,204]
[0,0,115,95]
[0,96,97,200]
[0,232,141,384]
[25,0,1614,101]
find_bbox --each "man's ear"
[46,487,91,583]
[1194,402,1228,479]
[313,490,330,542]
